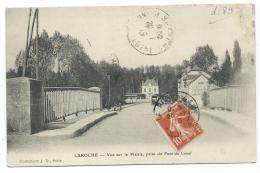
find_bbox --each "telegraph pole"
[107,75,111,104]
[35,8,39,79]
[22,8,39,78]
[22,8,32,77]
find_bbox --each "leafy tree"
[209,65,221,86]
[34,30,55,81]
[6,69,17,78]
[190,44,218,73]
[210,50,232,86]
[233,40,242,74]
[159,64,178,94]
[12,29,182,107]
[221,50,233,85]
[182,60,191,69]
[175,64,184,79]
[15,50,25,77]
[14,30,98,86]
[15,30,55,80]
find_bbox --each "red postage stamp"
[155,102,203,150]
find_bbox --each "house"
[141,78,159,99]
[178,65,217,107]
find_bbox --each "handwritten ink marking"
[209,6,233,24]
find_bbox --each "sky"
[6,4,255,70]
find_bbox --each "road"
[8,102,256,165]
[70,102,251,147]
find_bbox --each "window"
[154,88,156,92]
[144,88,146,92]
[149,88,151,92]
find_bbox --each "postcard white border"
[0,0,259,173]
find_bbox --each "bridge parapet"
[44,87,101,123]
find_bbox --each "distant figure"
[113,102,117,111]
[118,102,122,110]
[106,102,111,110]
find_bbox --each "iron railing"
[44,87,101,123]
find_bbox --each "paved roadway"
[67,102,254,163]
[73,102,245,145]
[8,102,255,164]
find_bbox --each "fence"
[209,85,255,113]
[44,87,101,123]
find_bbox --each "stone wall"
[7,77,45,134]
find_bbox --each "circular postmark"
[153,91,200,122]
[127,8,174,55]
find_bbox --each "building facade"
[141,79,159,99]
[178,65,217,107]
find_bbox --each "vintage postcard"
[6,4,256,166]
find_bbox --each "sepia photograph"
[5,4,256,166]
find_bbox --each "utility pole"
[122,87,124,99]
[22,8,32,77]
[35,8,39,79]
[22,8,39,78]
[107,75,111,104]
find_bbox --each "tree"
[11,29,182,107]
[14,30,99,87]
[210,50,233,86]
[190,44,218,73]
[15,30,55,80]
[159,64,178,94]
[34,30,55,81]
[182,60,191,69]
[6,69,17,78]
[175,64,184,79]
[15,50,25,77]
[233,40,242,74]
[209,66,221,86]
[221,50,233,85]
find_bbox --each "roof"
[185,74,200,80]
[184,72,210,86]
[187,75,202,86]
[190,65,203,72]
[142,79,158,86]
